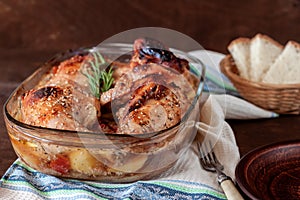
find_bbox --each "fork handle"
[218,175,244,200]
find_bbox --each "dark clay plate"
[235,140,300,200]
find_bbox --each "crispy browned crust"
[21,86,77,129]
[287,40,300,50]
[227,37,251,50]
[251,33,284,49]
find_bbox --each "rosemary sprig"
[81,51,114,98]
[99,66,114,93]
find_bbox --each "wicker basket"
[220,55,300,114]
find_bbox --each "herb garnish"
[81,51,114,98]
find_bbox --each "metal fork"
[197,141,244,200]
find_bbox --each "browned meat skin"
[47,55,90,93]
[130,38,189,73]
[21,86,84,131]
[21,55,100,131]
[111,63,195,110]
[100,61,131,106]
[98,38,198,134]
[116,81,182,134]
[127,82,164,113]
[129,38,199,90]
[111,63,195,134]
[100,38,199,106]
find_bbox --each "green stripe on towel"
[1,160,226,200]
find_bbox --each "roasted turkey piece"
[101,37,198,105]
[106,38,197,134]
[21,55,100,131]
[130,37,189,73]
[110,63,195,134]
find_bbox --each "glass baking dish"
[3,43,205,182]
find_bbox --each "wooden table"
[1,0,300,183]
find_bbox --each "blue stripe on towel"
[0,160,226,200]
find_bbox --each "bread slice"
[250,34,283,82]
[263,41,300,84]
[227,37,251,79]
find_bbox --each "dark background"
[1,0,300,53]
[1,0,300,178]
